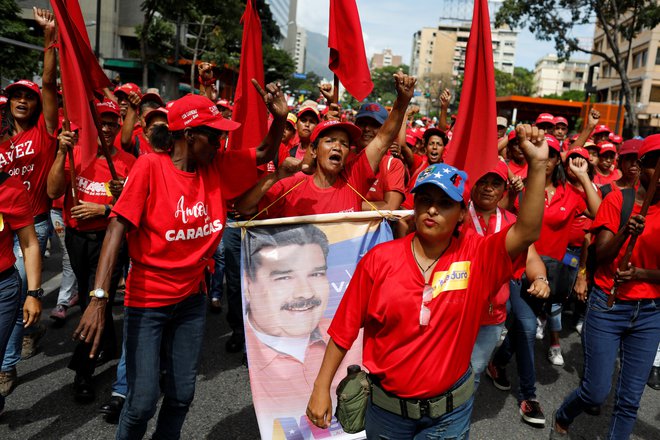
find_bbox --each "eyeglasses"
[420,284,433,326]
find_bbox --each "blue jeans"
[471,322,505,390]
[2,218,50,372]
[493,278,543,401]
[117,293,206,440]
[556,287,660,439]
[223,226,243,336]
[0,270,21,412]
[50,209,77,305]
[210,240,225,301]
[365,370,474,440]
[112,340,127,398]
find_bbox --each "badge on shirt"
[104,182,113,197]
[431,261,471,298]
[0,213,4,232]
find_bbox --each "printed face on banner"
[246,243,330,338]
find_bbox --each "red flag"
[51,0,112,172]
[328,0,373,101]
[443,0,498,185]
[230,0,267,151]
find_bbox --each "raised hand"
[393,72,416,102]
[588,108,600,128]
[516,124,548,166]
[568,157,589,178]
[319,83,335,104]
[127,91,141,110]
[440,88,451,109]
[33,7,55,32]
[251,79,288,119]
[58,130,76,155]
[407,104,420,118]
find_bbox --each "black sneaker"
[520,399,545,427]
[486,361,511,391]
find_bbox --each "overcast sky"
[297,0,593,70]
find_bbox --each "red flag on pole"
[328,0,373,101]
[230,0,267,151]
[443,0,498,184]
[51,0,111,173]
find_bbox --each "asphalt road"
[0,244,658,440]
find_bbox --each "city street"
[0,244,658,440]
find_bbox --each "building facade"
[590,17,660,134]
[534,54,589,97]
[370,49,403,69]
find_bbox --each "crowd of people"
[0,6,659,440]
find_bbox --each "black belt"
[369,370,474,420]
[34,212,49,224]
[66,227,106,241]
[0,266,17,282]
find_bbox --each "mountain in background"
[304,30,333,80]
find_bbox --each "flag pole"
[54,38,79,206]
[333,74,339,104]
[608,158,660,307]
[88,100,119,181]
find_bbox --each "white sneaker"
[575,320,584,335]
[536,317,546,340]
[548,346,564,366]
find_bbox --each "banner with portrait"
[237,211,410,440]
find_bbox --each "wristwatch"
[27,288,44,300]
[104,205,112,218]
[90,288,109,299]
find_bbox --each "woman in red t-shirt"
[0,173,43,413]
[235,73,416,219]
[554,135,660,439]
[72,84,289,439]
[306,126,548,439]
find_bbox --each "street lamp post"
[95,0,102,58]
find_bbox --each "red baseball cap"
[592,124,611,135]
[5,80,42,101]
[619,139,642,156]
[598,142,617,155]
[166,94,241,132]
[565,147,590,162]
[405,133,417,147]
[507,130,518,142]
[310,119,361,145]
[609,133,623,144]
[536,113,555,126]
[141,92,164,107]
[545,134,560,152]
[216,99,233,111]
[114,83,142,98]
[143,107,169,126]
[96,99,121,117]
[553,116,568,126]
[477,159,509,183]
[639,134,660,159]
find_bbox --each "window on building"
[611,90,620,102]
[633,49,648,69]
[651,86,660,102]
[594,39,603,53]
[602,63,611,78]
[575,72,584,79]
[656,48,660,65]
[632,86,642,103]
[504,41,514,47]
[563,81,571,89]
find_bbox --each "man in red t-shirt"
[47,99,136,403]
[307,124,550,438]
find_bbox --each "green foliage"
[0,0,41,81]
[286,71,322,97]
[495,67,535,97]
[543,90,585,101]
[368,65,410,102]
[134,15,175,62]
[263,45,295,84]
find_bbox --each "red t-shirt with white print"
[112,149,257,307]
[0,115,57,216]
[0,175,33,272]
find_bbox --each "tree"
[263,45,295,84]
[494,67,535,96]
[0,0,41,82]
[496,0,660,136]
[367,65,410,104]
[543,90,586,101]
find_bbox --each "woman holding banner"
[71,82,288,439]
[307,125,549,439]
[553,135,660,439]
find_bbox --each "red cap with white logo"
[166,94,241,132]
